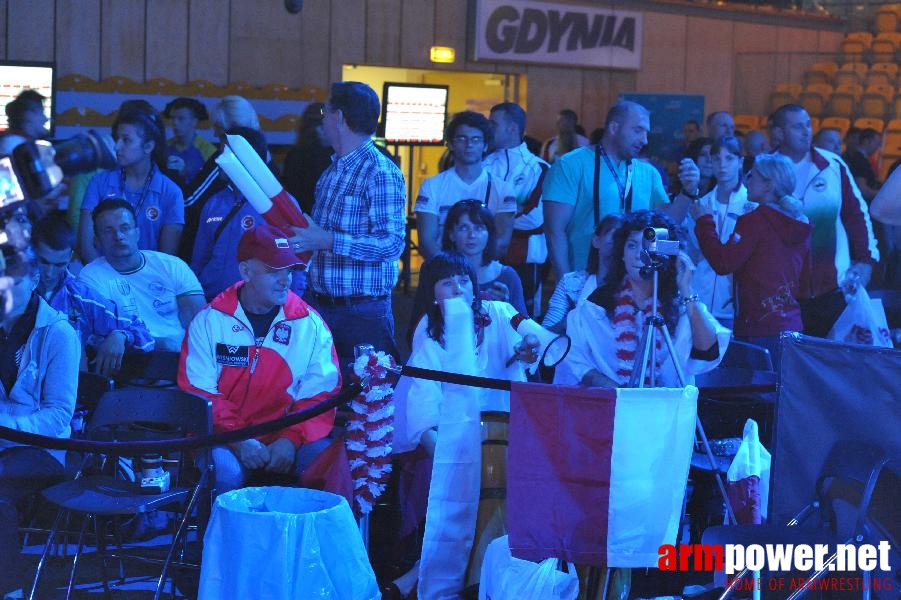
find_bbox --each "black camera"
[642,227,681,257]
[0,131,116,210]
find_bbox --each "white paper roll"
[216,147,273,213]
[226,134,282,197]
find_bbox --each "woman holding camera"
[555,209,729,388]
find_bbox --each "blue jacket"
[46,272,155,354]
[191,186,307,301]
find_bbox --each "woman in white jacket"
[556,209,729,388]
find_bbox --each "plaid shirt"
[309,139,407,297]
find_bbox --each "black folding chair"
[29,388,213,600]
[116,350,182,388]
[702,440,889,599]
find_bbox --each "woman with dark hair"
[680,135,756,328]
[542,213,623,333]
[556,210,728,387]
[281,102,333,215]
[392,251,538,598]
[441,200,527,314]
[78,103,184,262]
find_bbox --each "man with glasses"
[288,82,406,374]
[0,244,79,599]
[415,110,516,261]
[78,198,205,351]
[32,216,154,376]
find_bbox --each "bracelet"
[679,293,700,306]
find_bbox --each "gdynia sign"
[474,0,643,69]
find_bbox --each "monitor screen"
[0,62,54,135]
[380,83,449,145]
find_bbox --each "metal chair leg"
[28,508,67,600]
[66,514,91,600]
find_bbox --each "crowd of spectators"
[0,80,897,598]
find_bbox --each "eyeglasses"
[454,223,488,235]
[451,135,484,146]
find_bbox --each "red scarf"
[612,279,666,386]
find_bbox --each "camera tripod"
[629,256,737,525]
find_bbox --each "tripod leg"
[658,325,738,525]
[629,320,655,388]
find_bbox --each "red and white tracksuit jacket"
[178,282,341,447]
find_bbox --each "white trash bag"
[480,535,578,600]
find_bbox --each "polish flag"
[506,383,697,568]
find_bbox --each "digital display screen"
[380,83,449,145]
[0,62,54,134]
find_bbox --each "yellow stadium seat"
[885,118,901,134]
[733,114,760,134]
[834,63,868,88]
[866,63,898,87]
[820,116,851,139]
[875,8,899,34]
[810,116,820,132]
[854,117,885,133]
[828,85,859,118]
[840,34,871,63]
[799,84,833,117]
[860,84,894,119]
[872,32,901,63]
[804,61,839,86]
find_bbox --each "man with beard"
[543,100,701,277]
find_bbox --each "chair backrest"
[116,350,181,388]
[815,440,888,538]
[76,372,115,414]
[88,387,212,443]
[862,457,901,590]
[720,339,774,372]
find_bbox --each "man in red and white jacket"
[178,224,341,493]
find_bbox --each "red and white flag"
[507,383,697,568]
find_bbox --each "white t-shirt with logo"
[414,168,516,233]
[78,251,203,351]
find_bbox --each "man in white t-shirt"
[415,111,516,260]
[78,198,206,351]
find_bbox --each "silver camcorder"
[642,227,680,257]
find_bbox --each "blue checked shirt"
[309,140,407,297]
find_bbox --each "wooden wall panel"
[100,0,146,80]
[636,11,687,94]
[230,1,304,87]
[329,0,365,81]
[685,16,735,114]
[146,0,188,82]
[0,4,6,60]
[8,0,55,62]
[366,0,402,66]
[187,0,229,85]
[299,0,332,90]
[400,0,435,69]
[55,0,101,79]
[433,1,469,72]
[524,66,584,141]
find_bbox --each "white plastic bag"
[480,535,578,600]
[828,287,892,348]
